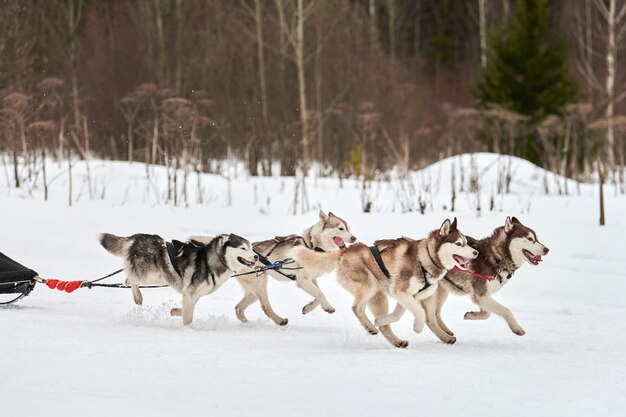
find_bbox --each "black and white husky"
[99,233,258,325]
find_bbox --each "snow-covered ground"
[1,154,625,417]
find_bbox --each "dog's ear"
[450,217,458,231]
[439,219,451,236]
[188,239,205,248]
[319,209,328,221]
[228,233,247,246]
[511,216,521,225]
[504,216,514,232]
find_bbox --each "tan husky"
[234,210,356,326]
[289,218,478,348]
[378,217,550,342]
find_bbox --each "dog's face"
[222,234,258,273]
[505,217,549,267]
[436,218,479,270]
[316,210,357,251]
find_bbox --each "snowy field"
[1,154,625,417]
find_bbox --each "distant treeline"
[1,0,625,181]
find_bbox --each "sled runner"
[0,251,38,305]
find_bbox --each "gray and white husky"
[378,216,550,343]
[289,218,478,348]
[234,210,356,326]
[99,233,258,325]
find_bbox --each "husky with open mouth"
[99,233,258,325]
[378,216,549,343]
[232,210,356,326]
[289,218,478,348]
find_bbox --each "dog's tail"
[288,247,341,275]
[99,233,131,257]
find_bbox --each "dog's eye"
[339,227,344,231]
[455,242,462,246]
[526,237,533,241]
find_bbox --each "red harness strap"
[452,266,494,281]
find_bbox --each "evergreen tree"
[475,0,577,162]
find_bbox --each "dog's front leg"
[181,292,200,326]
[422,295,456,344]
[473,295,525,336]
[393,291,426,334]
[434,286,454,336]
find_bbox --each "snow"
[1,153,625,417]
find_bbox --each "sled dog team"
[99,211,549,348]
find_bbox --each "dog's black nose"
[473,250,479,257]
[543,247,549,255]
[351,236,357,242]
[254,255,259,261]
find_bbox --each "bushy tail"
[99,233,131,257]
[288,247,341,275]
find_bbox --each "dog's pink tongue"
[534,255,543,262]
[333,236,345,247]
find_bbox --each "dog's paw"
[512,327,525,336]
[464,311,489,320]
[278,318,289,326]
[324,306,336,314]
[170,308,182,317]
[394,340,409,349]
[368,328,379,335]
[442,336,457,345]
[413,321,425,334]
[235,309,248,323]
[302,301,318,315]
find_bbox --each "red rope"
[44,279,84,293]
[452,266,494,281]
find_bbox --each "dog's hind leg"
[435,287,454,336]
[126,274,143,305]
[422,294,456,344]
[297,276,335,314]
[472,295,525,336]
[235,277,259,323]
[181,292,200,326]
[301,277,321,314]
[255,279,288,326]
[374,302,405,327]
[368,291,408,348]
[237,276,287,326]
[351,290,378,335]
[235,292,257,323]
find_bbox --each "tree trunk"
[599,160,606,225]
[175,0,183,94]
[127,120,134,162]
[254,0,267,177]
[605,0,616,168]
[154,0,166,87]
[296,0,309,172]
[42,148,48,201]
[479,0,487,68]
